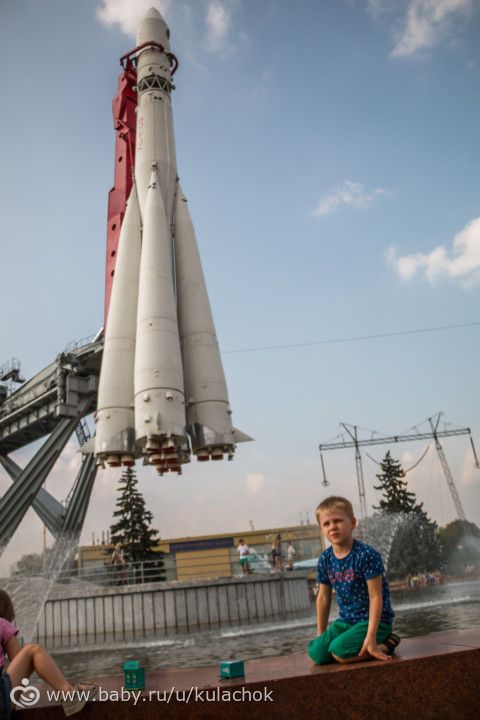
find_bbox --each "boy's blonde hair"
[315,496,354,523]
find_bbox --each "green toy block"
[123,660,145,690]
[220,660,245,679]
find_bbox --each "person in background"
[269,543,277,570]
[110,543,127,585]
[287,542,296,570]
[237,539,251,575]
[274,534,283,571]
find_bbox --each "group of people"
[236,535,297,575]
[269,536,297,571]
[0,495,403,717]
[404,571,442,590]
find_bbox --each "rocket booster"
[95,186,141,467]
[95,7,250,473]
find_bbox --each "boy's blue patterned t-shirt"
[317,539,394,625]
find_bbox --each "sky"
[0,0,479,573]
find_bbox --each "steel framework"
[0,338,102,564]
[319,413,478,521]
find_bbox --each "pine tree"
[373,451,444,579]
[110,467,165,581]
[373,451,417,513]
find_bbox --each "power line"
[222,320,480,355]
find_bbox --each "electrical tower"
[319,412,479,521]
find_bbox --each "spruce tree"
[110,467,165,581]
[373,451,417,513]
[372,451,444,579]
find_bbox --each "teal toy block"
[219,660,245,679]
[123,660,145,690]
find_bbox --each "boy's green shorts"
[308,620,392,665]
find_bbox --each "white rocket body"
[134,169,187,471]
[95,7,250,473]
[95,187,142,467]
[175,188,241,459]
[135,9,177,227]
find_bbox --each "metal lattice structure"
[0,338,103,562]
[319,413,478,521]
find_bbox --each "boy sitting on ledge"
[309,496,400,665]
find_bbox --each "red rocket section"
[104,61,137,327]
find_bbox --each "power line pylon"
[428,415,467,522]
[340,425,367,520]
[319,412,478,521]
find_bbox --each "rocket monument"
[94,7,250,474]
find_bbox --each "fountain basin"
[36,574,311,643]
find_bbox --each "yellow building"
[77,524,324,582]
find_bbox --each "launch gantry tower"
[0,337,102,564]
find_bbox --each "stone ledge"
[17,629,480,720]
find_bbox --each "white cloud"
[205,0,234,52]
[312,180,387,217]
[96,0,171,36]
[96,1,245,63]
[392,0,474,58]
[388,216,480,287]
[246,473,265,495]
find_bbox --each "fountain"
[358,510,444,579]
[1,532,80,643]
[358,511,406,573]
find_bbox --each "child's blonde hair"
[315,496,354,523]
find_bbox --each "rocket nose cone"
[137,5,170,46]
[143,6,164,22]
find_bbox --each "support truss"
[0,338,102,561]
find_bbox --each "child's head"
[316,496,354,521]
[315,496,356,542]
[0,590,15,622]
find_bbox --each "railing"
[63,335,97,353]
[43,549,317,589]
[68,559,167,587]
[3,547,319,594]
[1,561,165,590]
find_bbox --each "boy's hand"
[358,638,391,661]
